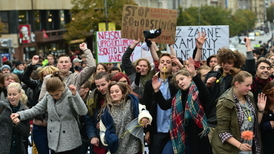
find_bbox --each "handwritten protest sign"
[173,26,229,60]
[121,5,177,44]
[96,31,142,63]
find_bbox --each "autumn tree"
[177,5,256,36]
[267,5,274,22]
[231,9,256,35]
[64,0,137,41]
[177,7,196,26]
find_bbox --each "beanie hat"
[14,61,23,67]
[1,64,11,71]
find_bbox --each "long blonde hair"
[7,82,28,105]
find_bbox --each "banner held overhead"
[121,5,177,44]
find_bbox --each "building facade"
[0,0,93,62]
[134,0,267,27]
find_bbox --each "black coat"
[142,76,178,140]
[0,100,30,154]
[21,64,42,108]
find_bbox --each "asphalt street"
[232,31,273,56]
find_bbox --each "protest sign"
[96,30,142,63]
[173,26,229,60]
[121,5,177,44]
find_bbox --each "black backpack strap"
[68,97,82,129]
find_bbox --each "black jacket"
[142,76,178,135]
[21,64,42,108]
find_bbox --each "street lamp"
[104,0,108,31]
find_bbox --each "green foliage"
[177,5,256,36]
[267,5,274,22]
[177,7,196,25]
[64,0,137,41]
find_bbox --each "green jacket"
[211,88,261,154]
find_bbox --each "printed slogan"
[174,26,229,60]
[121,5,177,44]
[96,31,143,63]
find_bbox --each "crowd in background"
[1,32,274,154]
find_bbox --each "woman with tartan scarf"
[156,58,212,154]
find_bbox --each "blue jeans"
[32,124,49,154]
[162,140,174,154]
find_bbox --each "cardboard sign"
[96,31,142,63]
[121,5,177,44]
[173,26,229,60]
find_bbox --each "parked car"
[259,30,265,35]
[254,31,260,36]
[240,36,247,45]
[248,32,255,41]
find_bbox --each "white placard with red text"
[96,31,151,63]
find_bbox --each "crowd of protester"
[2,32,274,154]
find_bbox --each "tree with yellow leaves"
[64,0,137,41]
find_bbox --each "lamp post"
[104,0,108,31]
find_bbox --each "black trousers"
[149,132,170,154]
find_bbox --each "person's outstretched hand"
[79,42,87,51]
[257,93,267,112]
[32,55,39,65]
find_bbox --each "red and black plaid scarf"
[251,77,272,93]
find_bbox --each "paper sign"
[174,26,229,60]
[121,5,177,44]
[96,31,142,63]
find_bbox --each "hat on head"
[73,58,82,63]
[1,64,11,71]
[14,61,23,67]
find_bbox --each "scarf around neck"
[251,76,272,93]
[170,81,209,154]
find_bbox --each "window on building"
[47,10,54,30]
[18,11,29,25]
[60,10,65,29]
[34,11,41,31]
[0,11,9,33]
